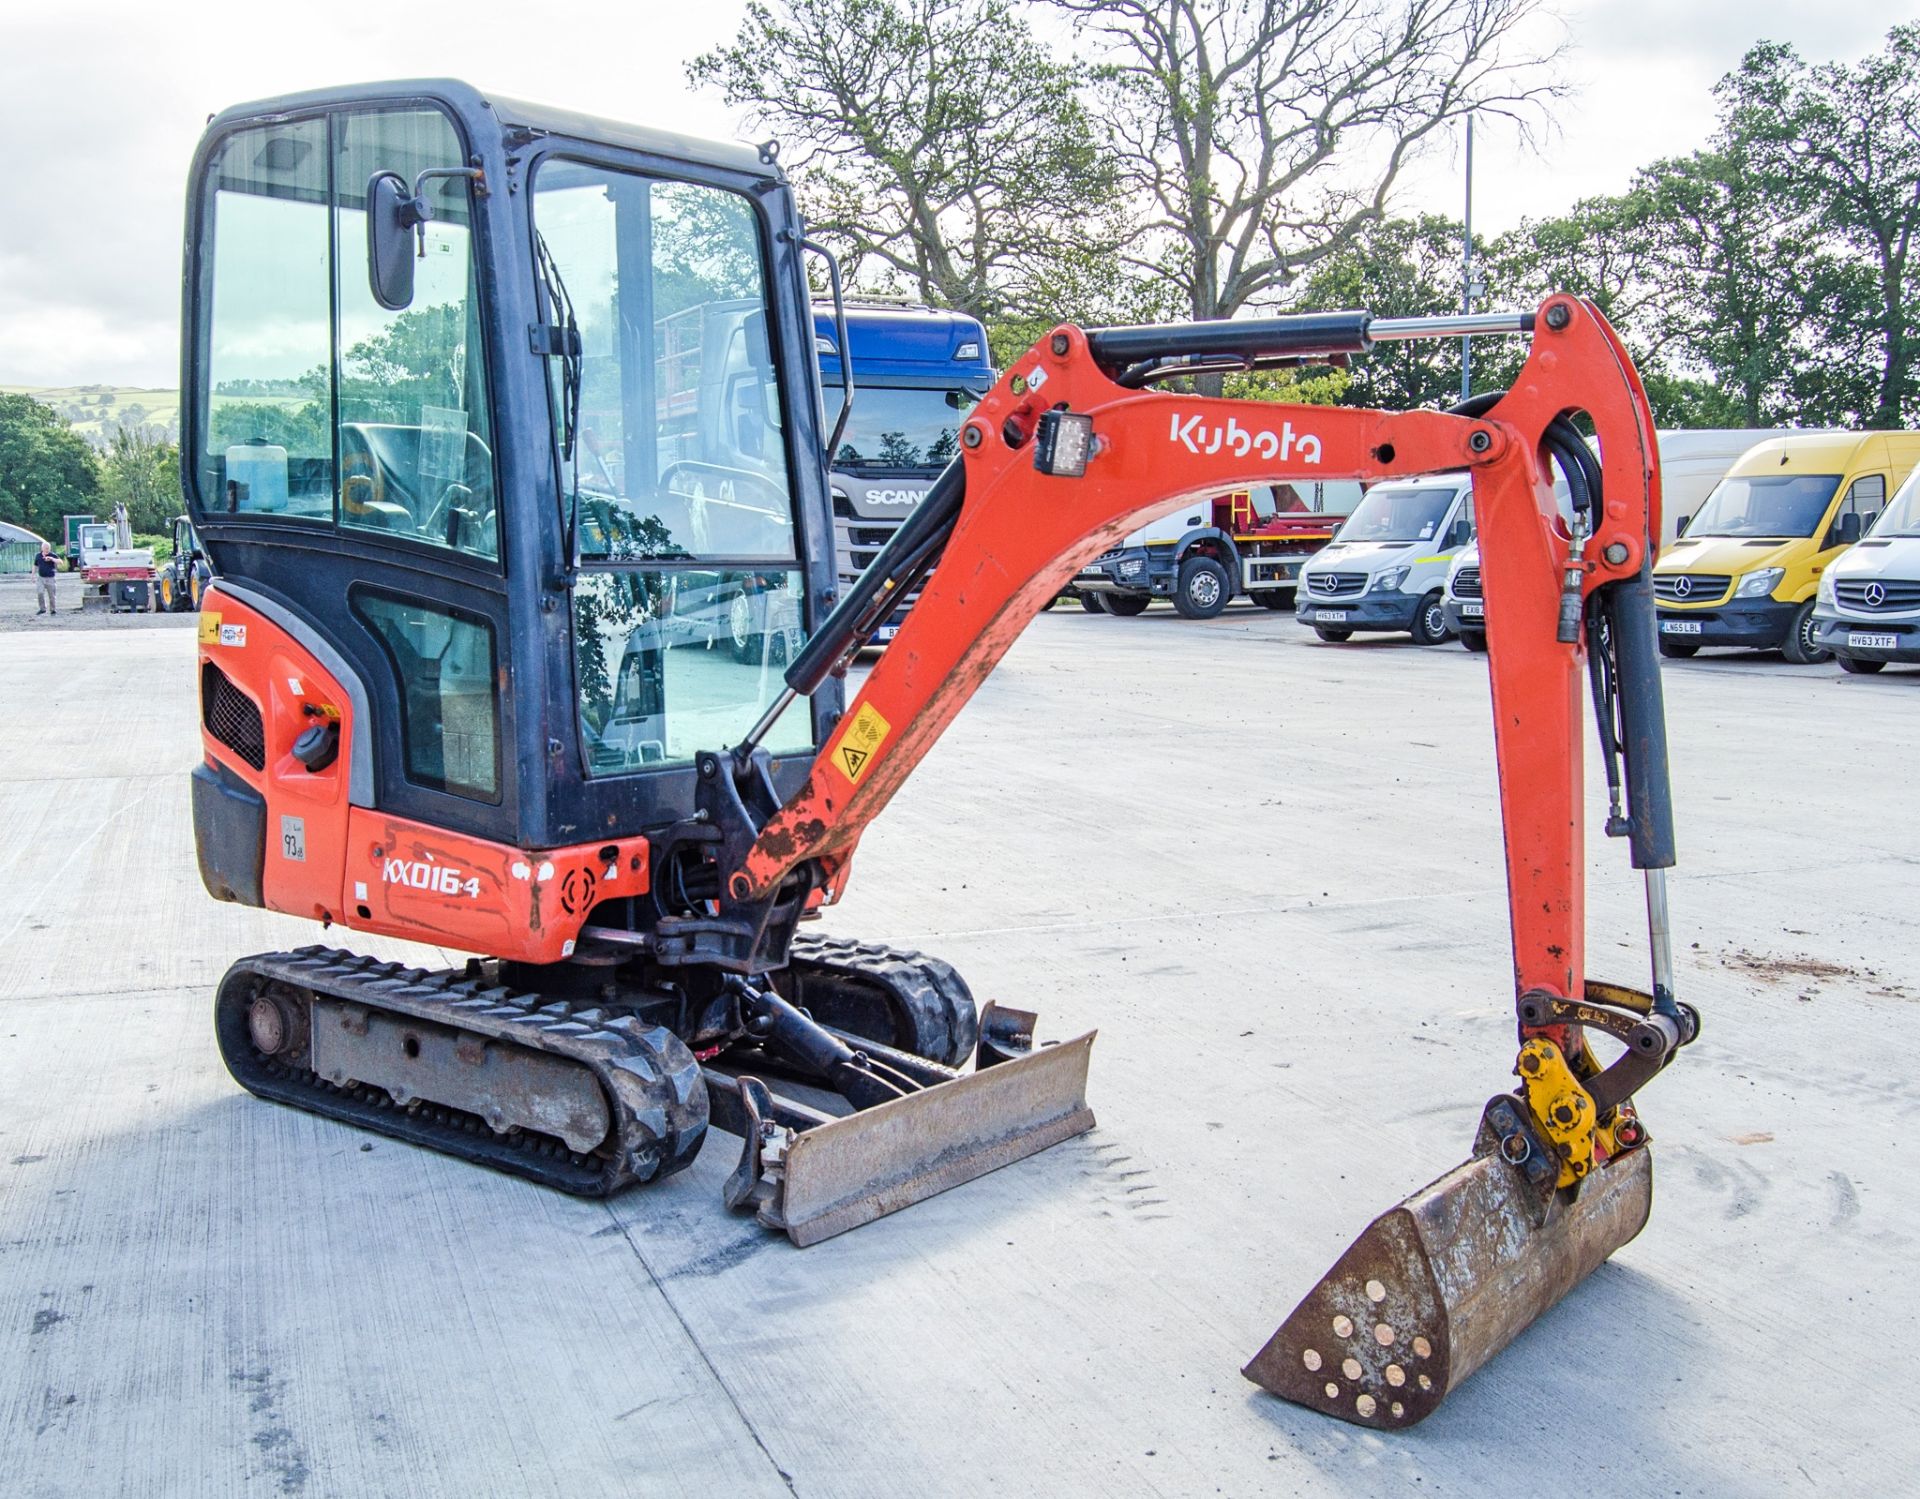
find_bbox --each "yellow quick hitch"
[1515,1037,1619,1187]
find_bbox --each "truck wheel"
[1314,626,1353,642]
[1780,601,1830,665]
[1080,592,1108,614]
[1837,653,1886,674]
[1411,590,1450,645]
[1104,594,1149,616]
[1173,556,1230,619]
[1459,629,1488,652]
[1254,591,1291,611]
[159,575,175,611]
[1658,638,1699,659]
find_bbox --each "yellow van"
[1654,431,1920,662]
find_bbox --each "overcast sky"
[0,0,1902,388]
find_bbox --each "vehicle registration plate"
[1660,619,1702,635]
[874,625,897,643]
[1318,609,1348,622]
[1849,632,1897,649]
[1460,601,1484,618]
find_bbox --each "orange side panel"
[196,584,650,965]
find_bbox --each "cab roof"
[814,302,993,385]
[205,78,776,181]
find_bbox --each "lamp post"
[1461,113,1477,400]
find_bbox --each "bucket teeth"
[1246,1102,1655,1429]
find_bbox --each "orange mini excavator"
[184,82,1696,1428]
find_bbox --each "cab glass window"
[533,159,811,775]
[335,111,496,559]
[194,107,497,561]
[533,162,796,562]
[352,591,500,801]
[201,119,334,519]
[1829,473,1885,544]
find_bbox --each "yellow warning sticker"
[198,612,221,645]
[832,701,892,785]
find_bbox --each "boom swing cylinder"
[706,297,1697,1427]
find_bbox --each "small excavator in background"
[182,81,1696,1429]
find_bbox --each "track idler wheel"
[1244,1095,1653,1428]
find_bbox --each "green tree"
[1722,27,1920,427]
[1055,0,1559,328]
[690,0,1121,322]
[99,428,180,533]
[1295,215,1480,411]
[0,394,101,540]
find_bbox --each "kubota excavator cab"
[184,80,1095,1243]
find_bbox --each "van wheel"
[1780,601,1829,664]
[1314,626,1353,643]
[1080,592,1108,614]
[1658,638,1699,659]
[1104,594,1150,616]
[1411,590,1450,645]
[1838,654,1886,674]
[1174,556,1230,619]
[1459,629,1487,652]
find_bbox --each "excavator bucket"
[1245,1097,1654,1428]
[717,1010,1096,1246]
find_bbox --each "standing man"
[34,541,59,615]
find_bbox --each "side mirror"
[1838,511,1862,545]
[1675,513,1691,537]
[366,171,418,312]
[1449,520,1472,549]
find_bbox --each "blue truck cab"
[814,302,993,642]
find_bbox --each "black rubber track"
[782,933,981,1069]
[215,947,708,1196]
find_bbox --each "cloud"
[0,2,751,386]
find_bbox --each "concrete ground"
[4,596,1917,1497]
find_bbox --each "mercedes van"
[1295,473,1475,644]
[1654,431,1920,663]
[1442,541,1486,650]
[1813,466,1920,673]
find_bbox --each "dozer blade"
[722,1030,1095,1247]
[1245,1102,1653,1429]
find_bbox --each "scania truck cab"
[1813,466,1920,673]
[816,302,993,643]
[1654,432,1920,664]
[1296,472,1475,644]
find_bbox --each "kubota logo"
[384,858,481,899]
[1170,413,1322,463]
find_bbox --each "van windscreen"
[1684,474,1841,538]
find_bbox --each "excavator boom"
[706,296,1695,1426]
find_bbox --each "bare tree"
[1051,0,1563,325]
[689,0,1122,323]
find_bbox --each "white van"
[1295,473,1474,644]
[1812,465,1920,673]
[1442,541,1486,650]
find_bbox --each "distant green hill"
[0,385,180,446]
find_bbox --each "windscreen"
[1871,471,1920,537]
[825,384,978,472]
[533,158,811,774]
[1684,473,1841,538]
[1336,486,1457,544]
